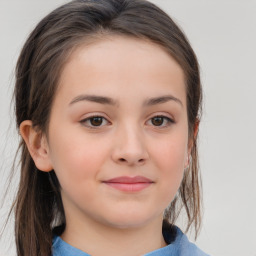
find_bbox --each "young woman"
[13,0,208,255]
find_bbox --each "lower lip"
[103,182,153,192]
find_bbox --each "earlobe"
[19,120,53,172]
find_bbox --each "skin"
[20,36,193,256]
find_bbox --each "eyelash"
[146,115,174,127]
[80,115,110,129]
[80,115,175,129]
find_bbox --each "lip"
[102,176,154,192]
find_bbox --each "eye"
[147,115,174,127]
[80,116,110,128]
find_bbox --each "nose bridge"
[112,120,148,165]
[122,122,143,149]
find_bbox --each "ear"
[19,120,53,172]
[185,119,199,169]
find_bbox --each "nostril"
[119,158,144,163]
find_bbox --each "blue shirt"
[52,226,209,256]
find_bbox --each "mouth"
[102,176,154,192]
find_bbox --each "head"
[14,0,202,255]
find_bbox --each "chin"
[101,211,160,230]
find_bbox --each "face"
[45,36,190,230]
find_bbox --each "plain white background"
[0,1,256,255]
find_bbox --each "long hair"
[13,0,202,255]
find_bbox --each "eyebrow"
[69,95,118,106]
[69,94,183,107]
[143,95,183,107]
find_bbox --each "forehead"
[56,36,186,105]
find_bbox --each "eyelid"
[147,112,175,121]
[79,114,111,129]
[146,113,175,127]
[79,112,175,129]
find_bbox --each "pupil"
[91,117,103,126]
[152,117,163,126]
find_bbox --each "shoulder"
[145,225,210,256]
[52,236,90,256]
[173,227,210,256]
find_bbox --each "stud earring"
[184,155,192,170]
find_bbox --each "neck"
[61,214,167,256]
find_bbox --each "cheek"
[151,132,188,198]
[48,131,110,186]
[153,133,188,171]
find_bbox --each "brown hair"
[13,0,202,255]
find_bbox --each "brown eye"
[151,116,164,126]
[80,116,109,128]
[90,117,103,126]
[147,115,174,127]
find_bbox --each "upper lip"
[103,176,154,184]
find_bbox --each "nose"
[111,124,149,166]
